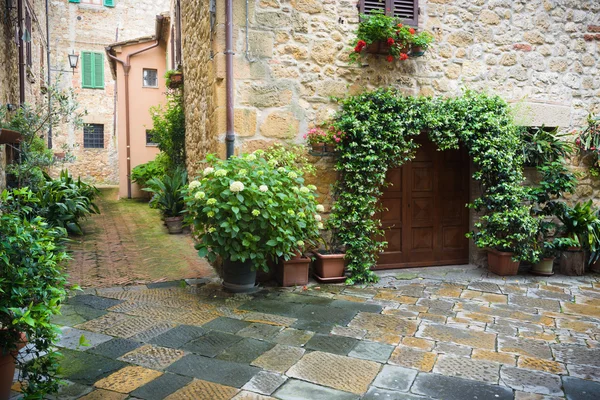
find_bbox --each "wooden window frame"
[358,0,419,26]
[81,51,105,89]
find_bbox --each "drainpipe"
[45,0,52,148]
[225,0,235,158]
[106,15,164,198]
[17,0,25,105]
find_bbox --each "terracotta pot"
[531,257,555,276]
[313,251,346,282]
[487,248,520,276]
[164,216,183,234]
[168,73,183,88]
[310,142,325,153]
[324,144,336,153]
[277,257,310,287]
[409,45,425,57]
[365,41,391,55]
[559,249,586,276]
[1,332,27,400]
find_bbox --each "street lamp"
[68,51,79,74]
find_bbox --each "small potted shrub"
[145,167,188,234]
[410,31,434,57]
[184,152,323,292]
[311,221,347,282]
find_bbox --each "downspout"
[17,0,25,105]
[106,15,164,199]
[45,0,52,148]
[225,0,234,158]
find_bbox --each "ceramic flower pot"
[1,332,27,400]
[313,251,346,282]
[487,248,519,276]
[164,216,183,234]
[310,142,326,153]
[558,248,586,276]
[277,257,310,287]
[324,144,336,153]
[222,259,257,293]
[531,257,555,276]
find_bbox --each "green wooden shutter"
[81,52,93,88]
[93,53,105,89]
[103,0,115,7]
[69,0,81,3]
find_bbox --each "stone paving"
[9,265,600,399]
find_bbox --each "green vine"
[329,89,538,284]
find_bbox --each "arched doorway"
[376,134,470,269]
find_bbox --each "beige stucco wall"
[112,41,167,198]
[48,0,169,185]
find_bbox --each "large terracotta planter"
[531,257,555,276]
[558,248,586,276]
[277,257,310,287]
[222,259,257,293]
[313,251,346,283]
[164,216,183,234]
[487,248,519,276]
[1,332,27,400]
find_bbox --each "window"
[69,0,116,6]
[143,69,158,87]
[25,9,32,67]
[84,124,104,148]
[81,52,105,89]
[146,130,158,146]
[358,0,419,26]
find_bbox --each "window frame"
[81,51,105,89]
[142,68,159,88]
[145,129,158,146]
[25,8,32,67]
[83,123,105,149]
[358,0,419,26]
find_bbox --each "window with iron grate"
[143,69,158,88]
[358,0,419,26]
[84,124,104,149]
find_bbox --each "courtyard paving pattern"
[12,267,600,399]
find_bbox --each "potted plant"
[144,167,188,234]
[304,127,328,153]
[0,212,70,398]
[410,31,434,57]
[165,69,183,89]
[311,219,348,282]
[184,152,323,293]
[349,11,433,64]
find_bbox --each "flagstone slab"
[251,344,305,373]
[418,324,496,350]
[330,300,383,313]
[362,387,429,400]
[57,327,113,350]
[273,328,314,347]
[78,389,127,400]
[59,349,127,385]
[216,337,275,364]
[52,305,106,326]
[305,334,359,355]
[237,323,283,340]
[103,317,166,338]
[290,319,334,334]
[68,294,124,310]
[294,304,358,325]
[562,376,600,400]
[118,344,185,370]
[433,355,500,384]
[163,379,239,400]
[201,317,252,333]
[88,338,142,359]
[273,379,359,400]
[181,330,243,357]
[371,364,417,391]
[166,354,261,387]
[74,313,131,333]
[348,340,394,363]
[468,282,501,294]
[412,373,513,400]
[388,346,437,372]
[551,343,600,367]
[286,351,380,394]
[170,311,220,326]
[509,295,561,312]
[517,356,567,374]
[566,364,600,381]
[94,366,162,393]
[498,337,553,359]
[47,379,93,399]
[130,373,193,400]
[348,312,418,336]
[243,312,297,327]
[500,367,563,396]
[241,371,287,395]
[130,321,177,342]
[238,300,305,318]
[232,391,277,400]
[149,325,206,349]
[562,303,600,318]
[331,326,368,340]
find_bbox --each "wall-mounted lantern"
[68,51,79,74]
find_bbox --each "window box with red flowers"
[304,123,344,156]
[349,11,433,65]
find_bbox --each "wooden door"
[376,136,470,269]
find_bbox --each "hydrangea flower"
[300,186,310,193]
[298,212,306,218]
[238,169,247,176]
[207,198,217,205]
[307,184,317,191]
[207,211,215,217]
[316,204,325,212]
[288,209,295,216]
[214,169,227,177]
[288,172,298,179]
[257,171,264,176]
[203,167,214,176]
[317,222,324,229]
[277,167,285,173]
[254,149,265,156]
[297,240,304,247]
[268,159,277,167]
[246,154,257,161]
[314,214,322,221]
[189,180,201,190]
[230,181,245,192]
[259,185,269,192]
[208,227,216,233]
[195,191,206,200]
[252,209,260,216]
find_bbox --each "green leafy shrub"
[149,88,185,169]
[184,153,324,269]
[144,167,188,217]
[520,126,574,167]
[131,153,169,189]
[0,213,70,397]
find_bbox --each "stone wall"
[48,0,169,185]
[180,0,216,176]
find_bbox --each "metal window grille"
[146,130,158,146]
[84,124,104,148]
[143,69,158,87]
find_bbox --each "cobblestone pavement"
[66,187,214,288]
[10,266,600,400]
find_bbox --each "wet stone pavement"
[10,266,600,400]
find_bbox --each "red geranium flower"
[386,55,394,62]
[387,37,395,45]
[400,53,409,61]
[357,40,366,47]
[409,28,416,34]
[397,23,403,28]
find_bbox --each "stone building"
[0,0,49,189]
[47,0,169,186]
[180,0,600,268]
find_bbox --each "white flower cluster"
[246,154,257,161]
[189,180,201,190]
[316,204,325,212]
[195,191,206,200]
[203,167,214,176]
[230,181,245,192]
[214,169,227,177]
[259,185,269,192]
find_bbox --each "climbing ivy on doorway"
[328,89,538,284]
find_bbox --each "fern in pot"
[144,167,188,234]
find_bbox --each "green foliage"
[149,88,185,170]
[131,153,169,188]
[520,126,574,167]
[547,200,600,251]
[0,171,100,234]
[329,88,539,284]
[261,142,316,176]
[184,153,324,270]
[0,213,70,397]
[144,167,188,217]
